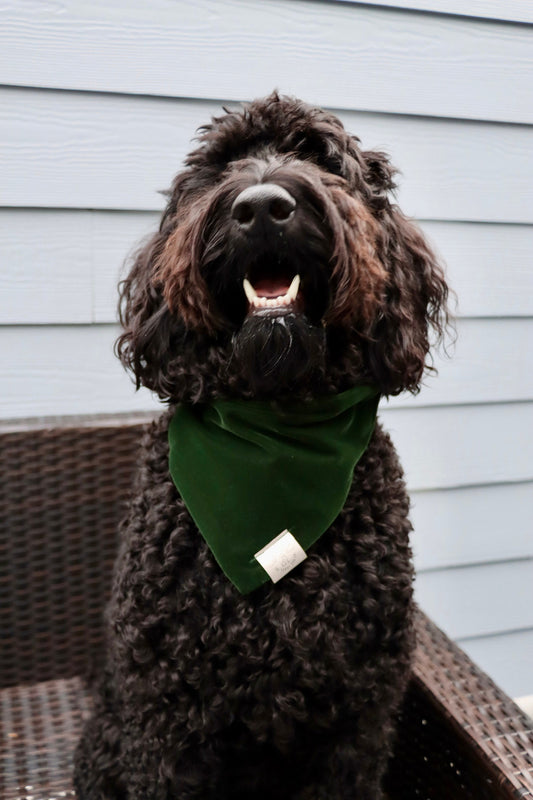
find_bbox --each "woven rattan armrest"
[0,412,156,689]
[386,610,533,798]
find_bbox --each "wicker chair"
[1,413,532,799]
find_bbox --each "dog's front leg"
[315,738,384,800]
[298,702,400,800]
[73,694,131,800]
[75,705,226,800]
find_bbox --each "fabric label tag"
[254,529,307,583]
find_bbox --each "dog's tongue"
[253,279,292,298]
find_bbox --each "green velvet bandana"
[168,385,380,594]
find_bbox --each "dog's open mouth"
[243,274,302,315]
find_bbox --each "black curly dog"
[74,93,449,800]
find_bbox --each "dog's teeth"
[287,274,300,302]
[245,274,300,311]
[243,278,257,304]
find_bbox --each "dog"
[74,92,449,800]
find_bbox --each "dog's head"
[117,93,449,401]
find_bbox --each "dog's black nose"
[231,184,296,229]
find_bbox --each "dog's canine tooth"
[287,274,300,302]
[243,278,257,304]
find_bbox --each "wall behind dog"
[1,0,532,702]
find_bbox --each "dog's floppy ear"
[153,193,222,336]
[116,169,222,395]
[365,202,450,396]
[115,227,179,394]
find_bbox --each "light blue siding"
[0,0,532,698]
[2,89,533,221]
[1,1,532,122]
[334,0,533,24]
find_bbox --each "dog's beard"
[230,311,326,396]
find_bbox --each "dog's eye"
[293,137,344,177]
[320,155,344,176]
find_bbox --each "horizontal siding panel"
[419,221,533,318]
[92,212,159,322]
[0,325,161,419]
[458,628,533,699]
[0,209,94,324]
[2,89,533,222]
[336,1,533,25]
[1,0,533,123]
[0,210,157,324]
[380,403,533,490]
[3,211,533,323]
[410,483,533,571]
[415,559,533,639]
[390,318,533,408]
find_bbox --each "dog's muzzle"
[231,183,303,316]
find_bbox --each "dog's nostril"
[231,183,296,228]
[269,197,295,222]
[232,201,255,225]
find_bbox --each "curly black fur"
[74,93,450,800]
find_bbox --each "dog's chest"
[169,576,365,730]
